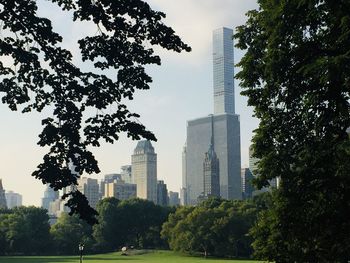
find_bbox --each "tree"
[161,198,258,258]
[235,1,350,262]
[93,197,172,251]
[0,0,190,224]
[50,213,94,255]
[0,207,52,255]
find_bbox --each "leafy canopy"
[0,0,190,224]
[235,0,350,262]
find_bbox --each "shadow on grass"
[0,255,138,262]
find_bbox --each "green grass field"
[0,250,262,263]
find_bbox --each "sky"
[0,0,259,206]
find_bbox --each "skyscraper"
[203,138,220,198]
[131,140,157,203]
[213,27,235,115]
[241,168,254,199]
[0,179,7,209]
[184,28,241,204]
[77,177,99,209]
[157,180,168,206]
[41,185,59,211]
[5,191,22,209]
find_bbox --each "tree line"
[0,195,272,257]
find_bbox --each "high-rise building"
[77,177,99,209]
[121,165,132,184]
[5,191,22,209]
[203,138,220,198]
[100,174,122,198]
[0,179,7,209]
[213,27,235,115]
[181,145,188,205]
[41,185,59,211]
[241,168,254,199]
[169,191,180,206]
[184,27,241,205]
[104,180,136,200]
[131,140,157,203]
[157,180,168,206]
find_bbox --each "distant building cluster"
[37,139,180,223]
[3,28,284,219]
[0,179,23,209]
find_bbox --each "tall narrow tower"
[213,27,235,114]
[0,179,7,209]
[184,28,241,204]
[131,140,157,203]
[203,139,220,197]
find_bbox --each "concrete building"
[0,179,7,209]
[121,165,132,184]
[184,28,241,205]
[157,180,168,206]
[169,191,180,206]
[5,191,22,208]
[100,174,122,198]
[41,185,59,211]
[131,140,157,203]
[104,180,136,200]
[77,177,100,209]
[203,138,220,198]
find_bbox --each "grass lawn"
[0,250,262,263]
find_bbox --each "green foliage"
[0,207,52,255]
[50,213,93,255]
[0,0,190,224]
[235,0,350,262]
[161,198,260,258]
[93,198,174,252]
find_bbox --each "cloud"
[146,0,258,66]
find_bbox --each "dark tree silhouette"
[0,0,190,224]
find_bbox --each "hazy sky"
[0,0,259,206]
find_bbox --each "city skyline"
[0,0,259,206]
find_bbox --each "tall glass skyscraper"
[213,27,235,115]
[183,28,241,205]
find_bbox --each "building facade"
[0,179,7,209]
[213,27,235,115]
[184,28,241,205]
[77,177,100,209]
[169,191,180,206]
[5,191,22,208]
[157,180,168,206]
[241,168,254,199]
[41,185,59,211]
[131,140,157,203]
[121,165,132,184]
[203,139,220,198]
[104,180,136,200]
